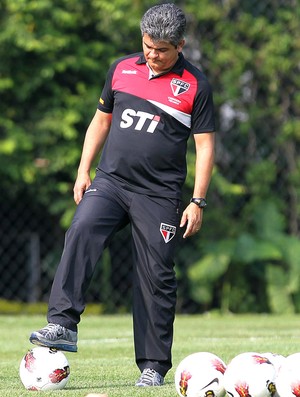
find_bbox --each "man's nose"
[148,49,159,58]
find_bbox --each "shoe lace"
[42,323,63,337]
[140,369,161,385]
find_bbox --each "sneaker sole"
[135,383,164,387]
[30,334,78,353]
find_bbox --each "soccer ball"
[262,352,286,397]
[19,346,70,391]
[275,352,300,397]
[223,352,277,397]
[261,352,285,375]
[174,351,227,397]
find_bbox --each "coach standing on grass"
[29,3,215,387]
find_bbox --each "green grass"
[1,312,299,396]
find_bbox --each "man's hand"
[180,203,203,238]
[73,172,92,205]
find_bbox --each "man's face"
[142,33,185,75]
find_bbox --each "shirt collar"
[136,52,185,77]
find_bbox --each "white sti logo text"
[120,109,160,133]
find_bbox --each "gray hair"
[140,3,186,47]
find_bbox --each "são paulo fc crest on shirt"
[160,223,176,243]
[170,78,190,97]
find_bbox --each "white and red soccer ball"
[175,351,227,397]
[223,352,279,397]
[19,346,70,391]
[276,352,300,397]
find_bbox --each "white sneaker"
[135,368,164,386]
[30,323,77,352]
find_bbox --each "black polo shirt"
[97,52,215,199]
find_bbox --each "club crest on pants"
[160,223,176,243]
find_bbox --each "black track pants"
[47,174,181,376]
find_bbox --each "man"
[30,3,215,387]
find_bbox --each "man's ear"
[177,39,185,53]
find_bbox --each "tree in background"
[178,0,300,314]
[1,0,300,313]
[0,0,144,224]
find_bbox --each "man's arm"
[180,132,215,238]
[73,109,112,204]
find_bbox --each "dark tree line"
[1,0,300,313]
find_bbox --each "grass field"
[1,312,299,396]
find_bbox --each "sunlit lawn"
[1,312,299,396]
